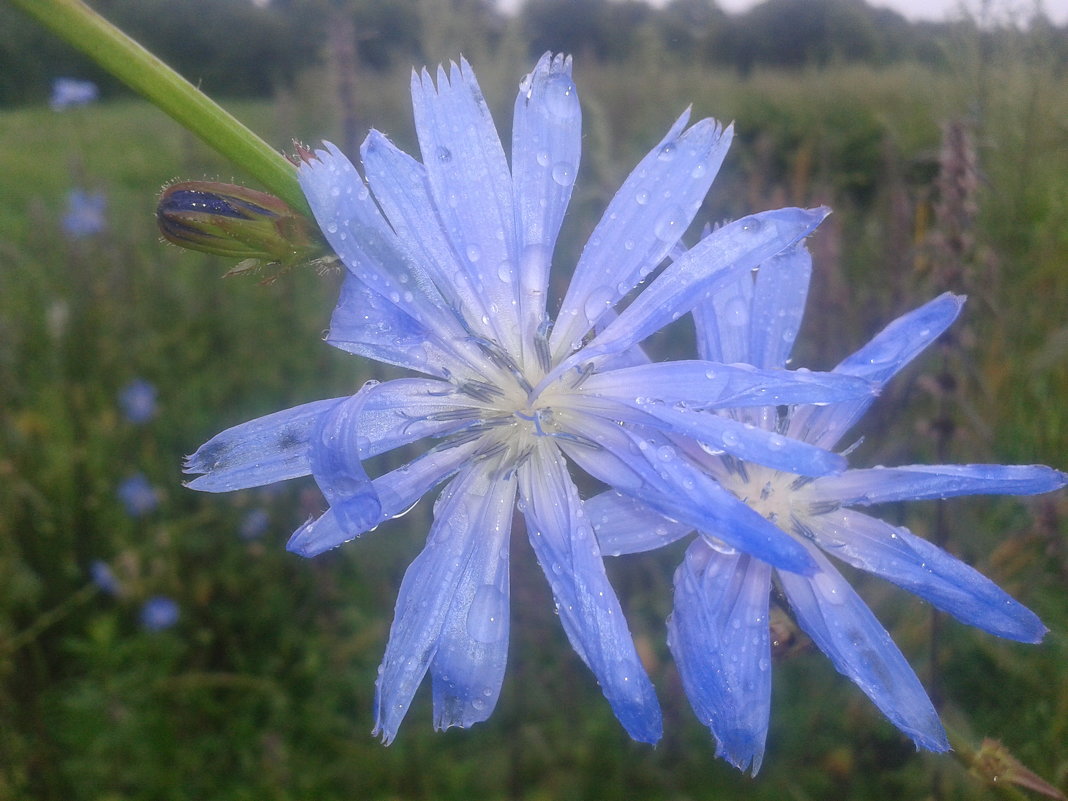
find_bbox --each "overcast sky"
[498,0,1068,25]
[715,0,1068,23]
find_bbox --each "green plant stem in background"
[11,0,310,216]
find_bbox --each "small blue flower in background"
[118,378,158,424]
[140,596,180,631]
[50,77,98,110]
[62,189,107,239]
[186,54,875,744]
[593,244,1067,773]
[90,560,121,596]
[239,507,271,540]
[117,473,160,517]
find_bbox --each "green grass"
[1,52,1066,800]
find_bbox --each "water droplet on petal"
[724,295,749,327]
[658,142,677,161]
[536,150,551,167]
[813,571,846,605]
[635,189,650,206]
[466,243,482,263]
[583,285,614,324]
[654,205,685,242]
[467,584,507,643]
[543,74,579,119]
[437,145,452,163]
[551,161,575,187]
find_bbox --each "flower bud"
[157,181,326,274]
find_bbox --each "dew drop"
[466,243,482,263]
[437,145,453,163]
[655,444,675,462]
[740,215,763,233]
[551,161,575,187]
[635,189,650,206]
[536,150,551,167]
[653,205,685,242]
[544,74,580,119]
[497,260,514,283]
[467,584,507,643]
[813,571,846,605]
[657,142,677,161]
[583,285,615,324]
[724,295,749,327]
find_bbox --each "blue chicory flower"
[239,507,271,540]
[50,77,99,110]
[185,55,875,743]
[117,473,160,517]
[140,595,180,631]
[118,378,158,424]
[593,244,1067,772]
[90,559,122,596]
[62,189,107,239]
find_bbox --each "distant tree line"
[2,0,1064,106]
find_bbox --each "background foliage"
[1,1,1067,799]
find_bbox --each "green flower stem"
[12,0,310,216]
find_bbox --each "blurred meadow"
[2,0,1068,799]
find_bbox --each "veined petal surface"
[669,540,774,774]
[517,441,662,743]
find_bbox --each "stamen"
[457,379,504,402]
[550,430,603,451]
[789,475,814,491]
[808,500,841,516]
[535,319,553,373]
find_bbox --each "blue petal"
[511,53,581,350]
[430,470,516,731]
[778,548,949,751]
[800,508,1047,642]
[298,142,457,341]
[580,360,873,409]
[789,293,965,449]
[695,242,812,369]
[668,540,774,774]
[328,272,459,377]
[551,112,733,356]
[588,490,692,556]
[566,396,845,477]
[565,207,829,372]
[554,416,816,573]
[358,377,486,457]
[693,268,752,365]
[373,462,516,743]
[808,463,1068,506]
[748,243,812,369]
[361,130,496,345]
[287,438,480,558]
[411,61,521,354]
[517,441,662,744]
[184,398,343,492]
[309,382,381,535]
